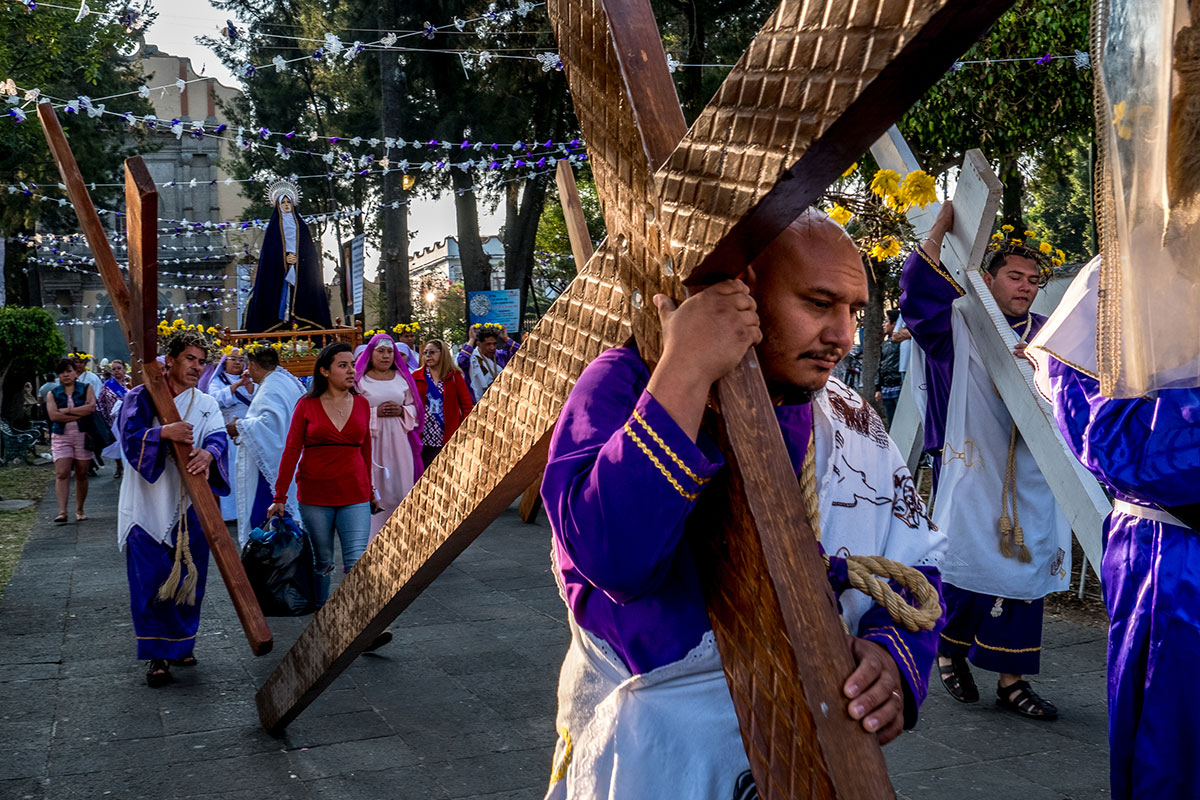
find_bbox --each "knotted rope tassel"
[998,424,1032,564]
[800,432,942,633]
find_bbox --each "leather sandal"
[169,655,198,667]
[146,659,172,687]
[938,656,979,703]
[996,680,1058,720]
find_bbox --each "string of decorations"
[49,291,245,327]
[1,161,570,235]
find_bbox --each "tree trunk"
[860,258,884,414]
[378,17,412,327]
[503,177,549,333]
[453,170,492,296]
[999,155,1025,232]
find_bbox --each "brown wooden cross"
[256,0,1013,793]
[37,105,273,656]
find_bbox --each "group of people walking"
[111,323,514,686]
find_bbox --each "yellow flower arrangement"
[173,319,185,328]
[1010,238,1024,247]
[870,169,901,200]
[1039,241,1053,255]
[1001,224,1014,233]
[869,237,902,261]
[898,170,938,209]
[828,204,853,226]
[841,162,858,179]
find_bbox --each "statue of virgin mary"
[242,179,332,332]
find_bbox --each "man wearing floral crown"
[117,324,229,688]
[457,323,519,402]
[393,323,420,371]
[899,201,1071,720]
[242,180,332,333]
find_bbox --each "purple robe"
[119,386,230,660]
[1047,358,1200,799]
[542,346,941,725]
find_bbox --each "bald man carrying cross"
[542,211,946,796]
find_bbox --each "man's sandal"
[53,513,68,525]
[146,659,172,688]
[996,680,1058,721]
[170,656,198,667]
[938,656,979,703]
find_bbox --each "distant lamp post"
[402,174,416,191]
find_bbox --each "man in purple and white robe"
[541,211,946,797]
[1031,257,1200,798]
[900,201,1070,719]
[117,337,228,686]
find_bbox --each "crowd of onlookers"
[35,325,520,629]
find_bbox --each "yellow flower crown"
[392,322,420,335]
[478,322,504,332]
[67,352,94,362]
[987,226,1063,283]
[156,319,218,357]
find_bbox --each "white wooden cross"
[870,127,1108,575]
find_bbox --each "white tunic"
[208,370,254,521]
[117,388,225,551]
[933,300,1072,599]
[234,368,304,547]
[467,351,500,401]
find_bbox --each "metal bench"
[0,419,39,465]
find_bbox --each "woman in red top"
[269,343,377,608]
[413,339,474,466]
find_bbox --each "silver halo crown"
[266,179,301,208]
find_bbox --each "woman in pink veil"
[354,333,425,540]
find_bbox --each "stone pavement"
[0,467,1109,799]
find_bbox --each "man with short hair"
[395,325,420,371]
[459,325,518,401]
[900,201,1070,720]
[541,210,946,797]
[876,309,903,427]
[227,345,304,547]
[117,328,229,687]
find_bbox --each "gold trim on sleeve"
[623,422,699,501]
[631,409,710,487]
[915,246,965,297]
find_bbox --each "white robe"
[933,299,1072,599]
[546,376,945,799]
[117,388,225,551]
[467,351,500,401]
[234,368,303,547]
[208,370,254,521]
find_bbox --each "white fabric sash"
[117,388,225,551]
[234,368,304,547]
[468,352,499,400]
[934,303,1072,598]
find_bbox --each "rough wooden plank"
[124,158,160,385]
[38,104,272,656]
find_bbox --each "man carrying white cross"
[900,200,1071,720]
[542,212,947,796]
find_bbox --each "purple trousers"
[937,582,1043,675]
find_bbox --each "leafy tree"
[899,0,1093,231]
[1025,137,1095,262]
[0,306,65,423]
[411,275,465,345]
[532,169,603,294]
[0,0,155,304]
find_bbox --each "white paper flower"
[171,120,184,139]
[272,55,287,72]
[175,78,186,93]
[323,33,344,55]
[87,102,104,119]
[666,54,680,73]
[73,0,90,22]
[381,32,397,47]
[23,87,39,102]
[138,85,150,99]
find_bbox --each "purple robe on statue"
[900,247,1051,675]
[1046,358,1200,799]
[118,386,229,661]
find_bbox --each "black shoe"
[938,656,979,703]
[997,680,1058,721]
[146,659,173,687]
[364,629,393,652]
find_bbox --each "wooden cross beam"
[37,105,273,656]
[517,161,596,525]
[256,2,1015,795]
[871,128,1109,573]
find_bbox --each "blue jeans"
[299,501,371,607]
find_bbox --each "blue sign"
[467,289,521,329]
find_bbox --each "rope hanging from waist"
[156,390,200,606]
[998,424,1033,563]
[799,430,942,633]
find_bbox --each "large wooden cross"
[37,105,273,656]
[870,127,1109,574]
[256,0,1015,793]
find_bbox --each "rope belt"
[156,390,200,607]
[997,320,1033,563]
[800,430,942,633]
[1113,499,1188,529]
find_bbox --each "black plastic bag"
[241,516,317,616]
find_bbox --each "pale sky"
[142,0,505,277]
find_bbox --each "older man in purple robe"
[117,328,229,688]
[540,211,947,797]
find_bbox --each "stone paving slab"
[0,466,1109,798]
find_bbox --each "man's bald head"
[748,209,867,397]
